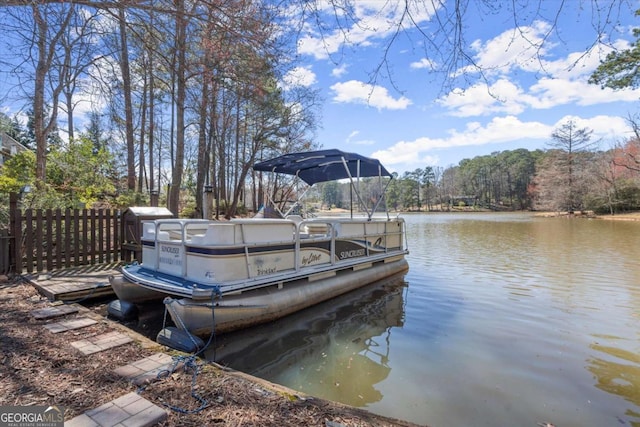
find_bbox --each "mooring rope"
[139,287,221,414]
[154,355,210,414]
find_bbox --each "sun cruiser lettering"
[340,249,366,259]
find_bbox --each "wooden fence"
[4,194,123,274]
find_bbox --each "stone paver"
[65,392,167,427]
[114,353,181,386]
[44,316,98,333]
[70,331,133,355]
[30,304,78,320]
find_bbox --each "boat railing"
[141,217,405,284]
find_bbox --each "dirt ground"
[0,279,423,427]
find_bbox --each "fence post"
[0,229,8,275]
[9,192,20,275]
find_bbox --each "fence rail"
[5,194,123,274]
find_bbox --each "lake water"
[210,212,640,427]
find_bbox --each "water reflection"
[398,213,640,426]
[588,342,640,424]
[209,273,407,406]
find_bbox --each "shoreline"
[534,210,640,221]
[594,211,640,221]
[0,279,424,427]
[317,207,640,220]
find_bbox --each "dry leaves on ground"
[0,280,422,427]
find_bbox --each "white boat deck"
[126,216,407,299]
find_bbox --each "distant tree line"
[316,119,640,215]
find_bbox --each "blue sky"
[285,1,640,175]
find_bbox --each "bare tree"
[543,120,598,213]
[114,6,137,191]
[166,0,187,215]
[57,7,105,141]
[0,4,74,182]
[613,115,640,173]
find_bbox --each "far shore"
[592,211,640,221]
[315,207,640,221]
[318,208,640,221]
[534,210,640,221]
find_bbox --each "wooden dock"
[24,262,121,302]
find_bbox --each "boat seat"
[142,223,156,239]
[305,223,328,235]
[190,234,206,244]
[192,223,236,245]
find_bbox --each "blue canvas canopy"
[252,149,392,186]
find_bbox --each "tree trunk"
[148,51,156,202]
[138,65,147,194]
[168,0,186,215]
[195,76,210,218]
[33,4,47,182]
[118,6,136,191]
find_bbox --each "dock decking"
[24,262,121,302]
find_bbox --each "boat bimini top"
[253,149,394,220]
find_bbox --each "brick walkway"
[43,317,97,333]
[65,392,167,427]
[114,353,179,386]
[30,304,78,319]
[70,331,134,355]
[29,298,170,426]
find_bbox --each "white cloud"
[297,1,440,60]
[438,79,529,117]
[439,32,640,117]
[439,75,640,117]
[536,38,631,79]
[552,115,632,143]
[346,130,375,145]
[528,77,640,108]
[410,58,436,70]
[282,66,317,89]
[372,116,547,167]
[373,114,632,170]
[447,116,552,145]
[332,64,348,78]
[466,20,553,76]
[331,80,412,110]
